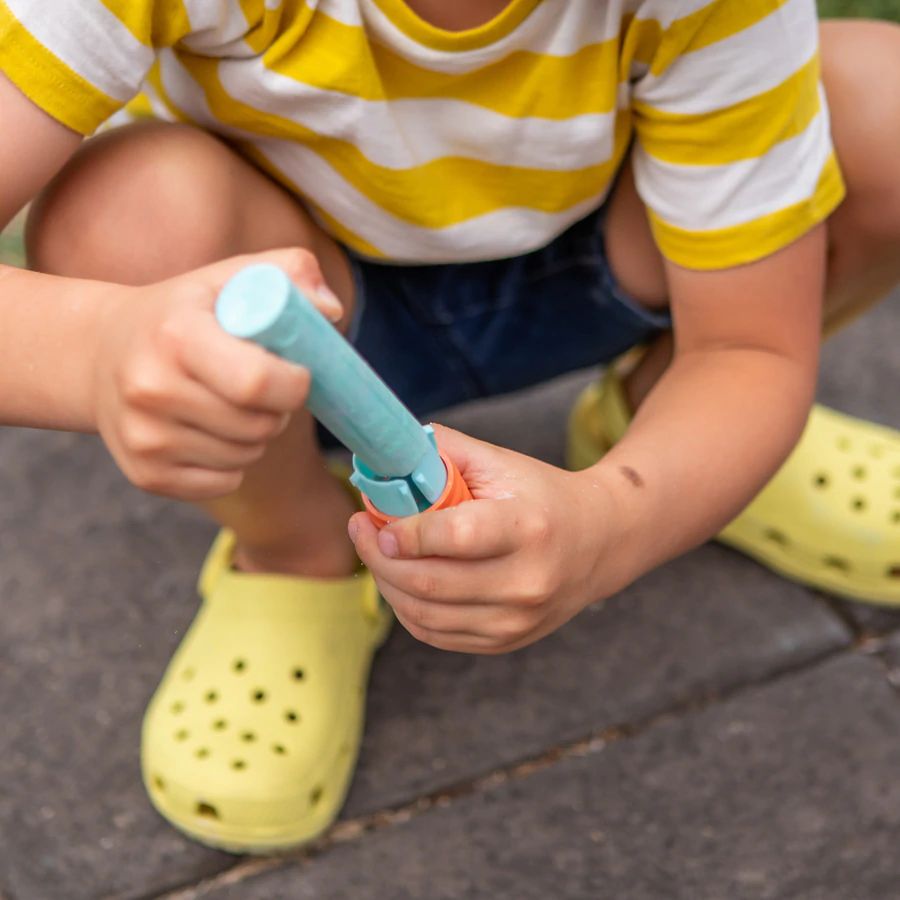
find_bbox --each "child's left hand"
[348,424,622,654]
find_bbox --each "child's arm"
[598,226,824,578]
[0,70,95,429]
[0,73,340,499]
[348,227,824,654]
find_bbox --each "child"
[1,0,898,854]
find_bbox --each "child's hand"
[91,248,343,501]
[348,425,621,654]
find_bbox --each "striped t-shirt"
[0,0,844,268]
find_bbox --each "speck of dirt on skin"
[619,466,645,488]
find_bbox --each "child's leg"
[818,19,900,335]
[28,121,358,577]
[604,19,900,408]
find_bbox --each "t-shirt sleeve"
[0,0,190,135]
[630,0,846,271]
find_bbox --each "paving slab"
[346,540,848,818]
[0,412,849,900]
[0,429,232,900]
[881,631,900,678]
[816,291,900,635]
[198,651,900,900]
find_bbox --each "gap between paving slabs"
[149,648,900,900]
[148,637,861,900]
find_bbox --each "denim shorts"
[336,205,670,426]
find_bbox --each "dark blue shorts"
[337,206,670,426]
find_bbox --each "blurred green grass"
[1,0,897,268]
[820,0,899,17]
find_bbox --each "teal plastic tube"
[215,264,447,514]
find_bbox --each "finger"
[122,411,268,471]
[378,499,527,561]
[350,512,520,604]
[174,308,311,413]
[163,378,289,444]
[395,622,502,655]
[379,582,499,637]
[390,605,503,654]
[390,599,541,655]
[159,423,269,470]
[427,423,523,500]
[133,464,245,503]
[196,247,344,322]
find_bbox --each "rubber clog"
[141,529,392,853]
[567,368,900,606]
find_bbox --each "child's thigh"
[818,19,900,327]
[26,120,352,294]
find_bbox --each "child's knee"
[822,21,900,241]
[26,121,243,283]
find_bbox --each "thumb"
[194,247,344,323]
[429,423,508,499]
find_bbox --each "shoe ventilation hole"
[272,743,287,756]
[836,436,852,452]
[285,709,299,724]
[851,497,867,513]
[196,802,219,820]
[196,747,210,759]
[232,759,247,771]
[204,690,218,704]
[892,510,900,524]
[181,667,195,682]
[213,719,228,731]
[889,566,900,579]
[153,775,166,792]
[763,528,789,547]
[823,556,851,574]
[292,668,305,682]
[175,729,189,742]
[170,701,185,715]
[252,689,267,703]
[813,473,830,489]
[851,465,867,481]
[310,786,323,807]
[233,658,247,673]
[241,731,256,743]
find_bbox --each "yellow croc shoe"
[567,367,900,606]
[141,529,392,854]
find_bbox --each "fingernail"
[276,412,291,435]
[347,519,359,542]
[316,285,343,322]
[378,530,399,558]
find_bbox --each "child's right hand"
[91,248,343,502]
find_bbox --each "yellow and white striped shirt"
[0,0,844,268]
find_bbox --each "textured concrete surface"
[0,288,896,899]
[195,653,900,900]
[0,421,849,900]
[817,299,900,636]
[348,544,849,818]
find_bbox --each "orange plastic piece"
[363,451,472,528]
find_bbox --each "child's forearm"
[0,265,118,431]
[583,346,817,592]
